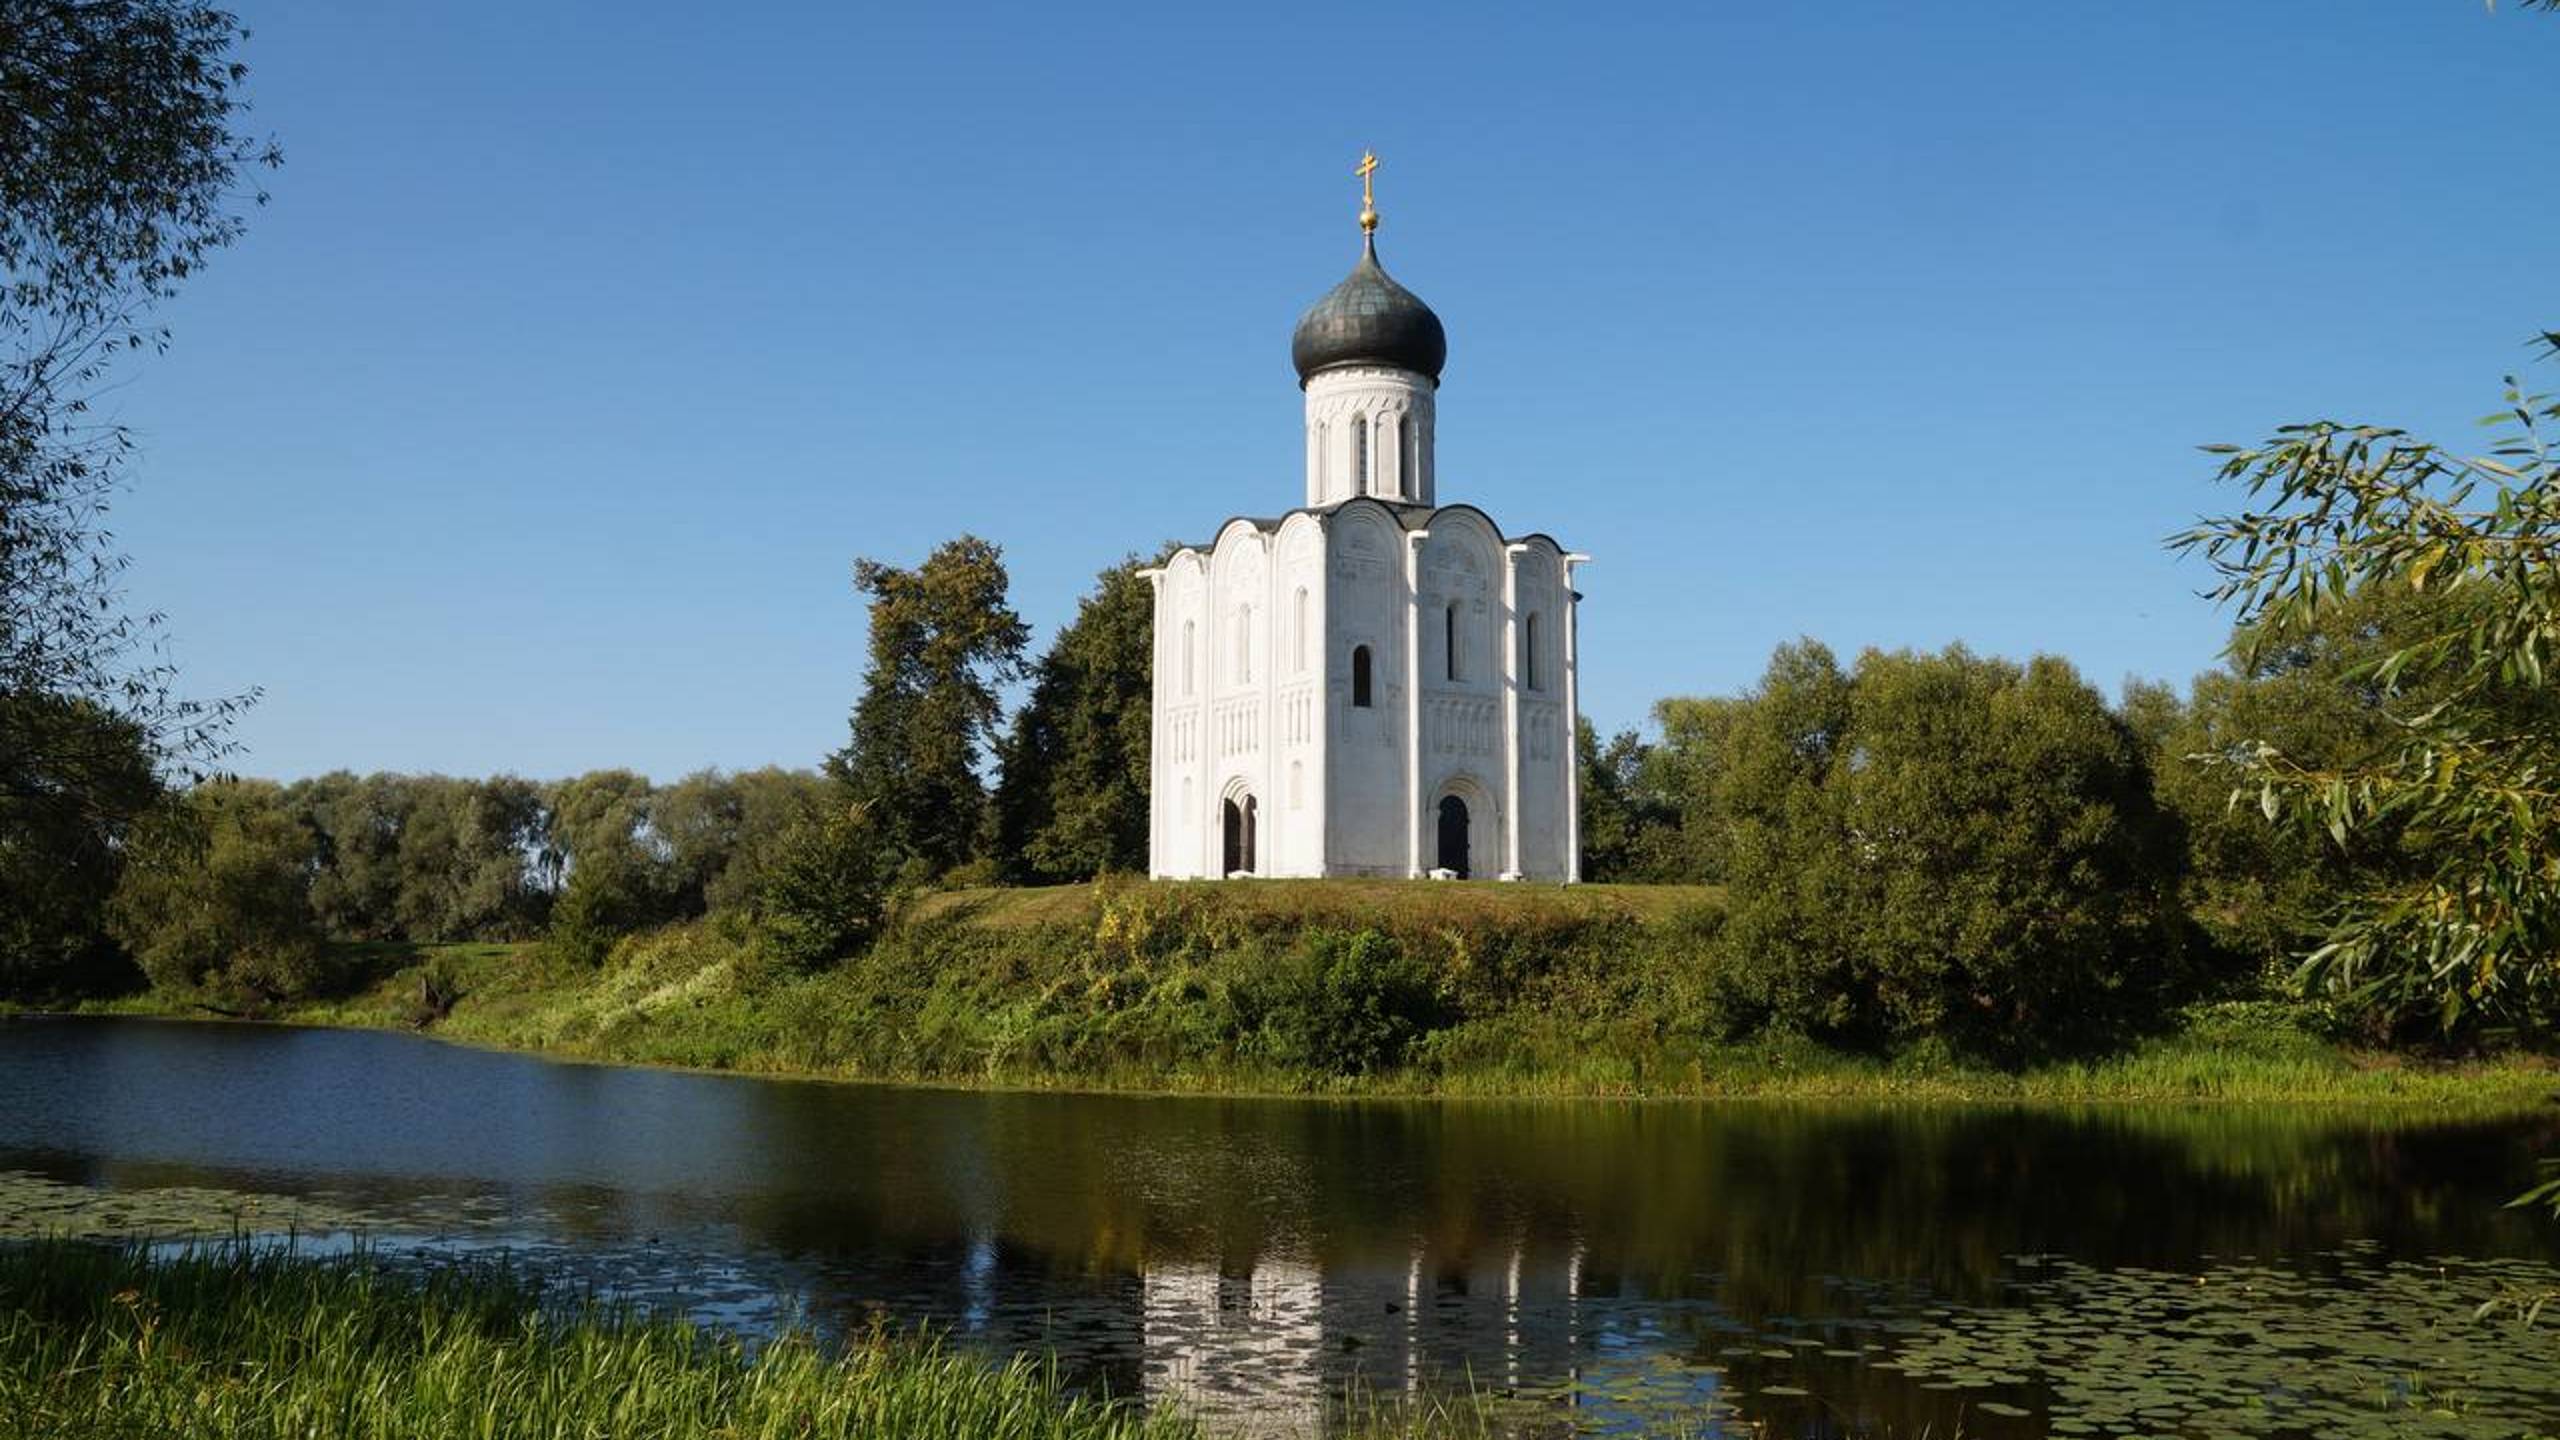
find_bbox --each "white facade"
[1143,242,1585,881]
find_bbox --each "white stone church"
[1144,165,1584,881]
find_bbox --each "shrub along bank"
[256,879,2554,1105]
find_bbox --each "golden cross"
[1355,150,1379,208]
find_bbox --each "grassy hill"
[239,878,2556,1106]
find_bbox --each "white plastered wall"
[1304,366,1436,508]
[1415,509,1507,879]
[1271,513,1328,876]
[1206,521,1273,876]
[1150,551,1211,878]
[1320,502,1409,876]
[1507,537,1573,882]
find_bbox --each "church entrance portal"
[1435,795,1470,878]
[1222,795,1258,876]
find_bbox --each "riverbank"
[0,1238,1534,1440]
[55,878,2560,1107]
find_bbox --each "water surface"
[4,1015,2555,1436]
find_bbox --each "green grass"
[0,1239,1575,1440]
[0,1239,1201,1440]
[74,878,2560,1108]
[904,879,1723,930]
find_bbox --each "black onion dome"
[1290,236,1446,386]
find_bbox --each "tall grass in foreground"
[0,1239,1202,1440]
[0,1240,1600,1440]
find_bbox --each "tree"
[1578,701,1753,886]
[1576,720,1689,883]
[0,693,156,997]
[655,766,831,915]
[1711,642,2187,1055]
[2139,589,2551,1021]
[758,798,895,970]
[830,536,1028,877]
[2174,370,2560,1032]
[3,2,279,784]
[397,774,548,942]
[990,558,1153,883]
[287,771,410,941]
[107,778,331,1006]
[1646,699,1739,881]
[540,769,673,961]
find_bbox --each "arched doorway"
[1222,794,1258,876]
[1436,794,1470,878]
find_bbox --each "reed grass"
[0,1239,1683,1439]
[0,1239,1201,1440]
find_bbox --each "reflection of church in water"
[1145,155,1585,881]
[1134,1240,1604,1431]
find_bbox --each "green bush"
[757,800,897,970]
[1239,928,1448,1075]
[1709,643,2188,1058]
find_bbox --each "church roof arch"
[1161,547,1208,585]
[1322,496,1405,553]
[1211,516,1273,555]
[1274,509,1326,550]
[1420,503,1504,552]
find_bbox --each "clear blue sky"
[110,0,2557,781]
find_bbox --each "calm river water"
[3,1015,2557,1437]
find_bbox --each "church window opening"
[1294,588,1309,671]
[1351,415,1370,495]
[1350,644,1373,708]
[1235,606,1252,683]
[1444,602,1462,682]
[1182,621,1195,696]
[1313,421,1327,493]
[1523,612,1542,691]
[1405,419,1420,493]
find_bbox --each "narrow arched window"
[1235,606,1252,684]
[1405,420,1420,495]
[1312,421,1327,493]
[1524,612,1541,691]
[1351,414,1369,495]
[1182,620,1195,696]
[1350,644,1373,708]
[1293,587,1309,672]
[1444,602,1462,682]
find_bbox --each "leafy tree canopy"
[2,1,279,776]
[2174,368,2560,1032]
[1711,641,2187,1056]
[831,536,1028,877]
[107,778,331,1008]
[991,557,1153,884]
[0,692,155,997]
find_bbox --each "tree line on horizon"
[18,541,2557,1056]
[2,542,1164,1008]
